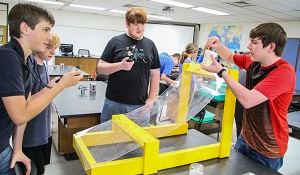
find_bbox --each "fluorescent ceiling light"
[192,7,230,15]
[27,0,64,5]
[147,15,172,20]
[150,0,194,8]
[69,4,105,11]
[109,10,126,14]
[109,10,171,20]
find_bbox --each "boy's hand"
[59,70,83,88]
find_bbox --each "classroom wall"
[196,21,300,52]
[50,8,300,56]
[0,11,6,25]
[50,9,126,57]
[3,3,300,56]
[49,9,194,57]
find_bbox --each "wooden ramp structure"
[73,63,239,175]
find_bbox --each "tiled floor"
[279,137,300,175]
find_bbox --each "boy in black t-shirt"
[98,7,161,125]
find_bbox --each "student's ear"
[20,22,30,37]
[125,21,130,28]
[269,42,276,51]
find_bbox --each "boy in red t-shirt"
[201,22,295,171]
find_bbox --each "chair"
[78,49,90,57]
[191,109,221,141]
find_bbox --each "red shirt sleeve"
[233,54,253,70]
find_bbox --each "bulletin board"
[0,25,7,44]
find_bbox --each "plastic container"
[202,50,218,66]
[189,163,204,175]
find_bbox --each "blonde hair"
[48,31,61,48]
[180,43,198,64]
[125,7,147,24]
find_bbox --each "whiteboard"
[53,25,125,57]
[53,23,195,57]
[144,23,195,55]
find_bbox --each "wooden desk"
[47,65,90,81]
[54,56,99,77]
[190,99,224,133]
[51,81,106,159]
[288,111,300,139]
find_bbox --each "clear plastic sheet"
[75,69,227,170]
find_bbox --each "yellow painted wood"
[81,130,132,147]
[111,114,123,131]
[112,115,159,147]
[112,115,160,174]
[143,137,159,174]
[80,123,188,147]
[92,157,143,175]
[144,123,188,138]
[73,63,239,175]
[73,135,96,172]
[177,63,192,124]
[157,143,220,169]
[82,143,220,175]
[219,69,239,158]
[186,63,215,79]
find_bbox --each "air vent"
[226,1,255,7]
[122,4,141,8]
[163,6,174,13]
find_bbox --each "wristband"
[217,68,226,78]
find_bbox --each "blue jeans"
[0,146,16,175]
[100,98,150,126]
[234,134,283,171]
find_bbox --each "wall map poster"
[208,25,243,51]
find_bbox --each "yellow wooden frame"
[74,63,239,175]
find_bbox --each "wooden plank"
[67,115,99,129]
[54,56,99,76]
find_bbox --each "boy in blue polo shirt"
[0,3,82,174]
[159,52,180,85]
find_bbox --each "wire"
[27,56,52,89]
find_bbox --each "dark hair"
[8,2,55,38]
[125,7,147,24]
[249,22,286,57]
